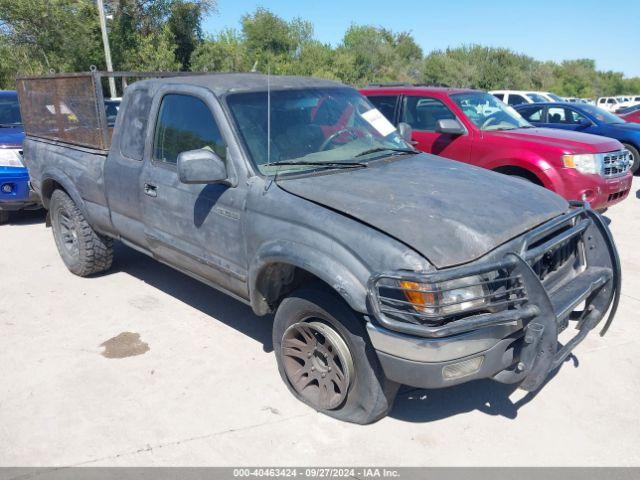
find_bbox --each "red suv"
[360,86,633,210]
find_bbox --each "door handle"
[144,183,158,197]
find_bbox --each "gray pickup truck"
[18,71,620,424]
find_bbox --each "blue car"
[0,90,39,224]
[515,102,640,174]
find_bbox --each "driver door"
[400,94,472,161]
[140,89,248,298]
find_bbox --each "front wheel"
[0,210,9,225]
[273,287,399,424]
[50,189,114,276]
[622,143,639,174]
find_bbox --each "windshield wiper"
[0,123,21,128]
[354,147,418,158]
[266,160,368,169]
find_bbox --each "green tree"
[168,0,215,70]
[0,0,103,78]
[241,7,295,58]
[110,0,213,71]
[190,29,249,72]
[119,25,180,71]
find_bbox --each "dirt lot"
[1,179,640,467]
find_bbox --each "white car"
[489,90,561,106]
[597,96,633,112]
[539,91,565,102]
[489,90,547,106]
[623,95,640,107]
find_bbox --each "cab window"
[367,95,398,122]
[401,96,456,131]
[153,94,226,165]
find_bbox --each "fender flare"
[488,158,556,190]
[40,167,89,219]
[248,240,369,316]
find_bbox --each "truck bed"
[23,137,114,236]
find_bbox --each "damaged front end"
[366,203,620,391]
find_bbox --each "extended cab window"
[492,93,504,101]
[367,95,398,122]
[401,96,456,131]
[153,94,226,165]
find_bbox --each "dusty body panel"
[277,154,568,268]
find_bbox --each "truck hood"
[487,127,622,153]
[0,126,25,148]
[277,154,568,268]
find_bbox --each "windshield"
[451,92,530,131]
[546,93,563,102]
[578,104,625,124]
[528,93,548,103]
[0,94,22,126]
[226,87,410,174]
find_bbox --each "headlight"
[399,275,487,317]
[0,149,24,168]
[562,153,601,175]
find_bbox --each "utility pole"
[96,0,117,99]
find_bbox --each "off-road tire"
[0,210,9,225]
[50,189,113,276]
[622,143,639,174]
[273,286,399,424]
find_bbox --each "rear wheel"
[0,210,9,225]
[622,143,639,174]
[50,189,114,276]
[273,287,399,424]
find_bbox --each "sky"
[202,0,640,78]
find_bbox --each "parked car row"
[13,71,625,423]
[363,85,633,210]
[487,90,640,114]
[515,102,640,173]
[489,90,563,106]
[597,96,640,113]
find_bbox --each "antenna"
[267,66,271,166]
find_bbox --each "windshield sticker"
[361,108,396,137]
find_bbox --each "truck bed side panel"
[23,138,114,236]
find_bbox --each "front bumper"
[367,205,620,390]
[0,167,39,211]
[557,169,632,210]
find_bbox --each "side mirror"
[435,118,466,135]
[577,117,591,128]
[398,122,413,142]
[177,149,228,184]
